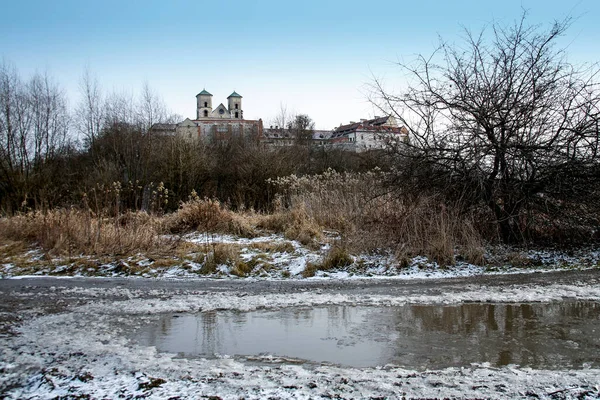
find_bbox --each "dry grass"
[200,243,242,274]
[321,245,353,270]
[0,240,29,259]
[301,261,320,278]
[248,241,295,254]
[302,244,353,277]
[230,261,253,277]
[272,170,487,267]
[256,204,323,248]
[165,199,255,237]
[0,209,171,257]
[0,171,490,272]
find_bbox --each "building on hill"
[151,89,263,141]
[151,92,407,150]
[261,125,333,147]
[260,116,407,151]
[330,116,408,151]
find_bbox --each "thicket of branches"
[373,14,600,244]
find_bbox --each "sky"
[1,0,599,129]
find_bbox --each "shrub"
[165,199,255,237]
[321,245,353,270]
[256,204,322,247]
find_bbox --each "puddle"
[137,301,600,369]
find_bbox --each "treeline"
[0,62,381,214]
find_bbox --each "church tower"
[227,91,243,119]
[196,89,213,119]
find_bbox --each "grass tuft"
[302,245,353,277]
[321,245,353,270]
[165,199,255,237]
[256,204,322,248]
[201,243,241,274]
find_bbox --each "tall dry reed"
[270,169,486,265]
[164,198,256,237]
[0,209,169,256]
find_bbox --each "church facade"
[196,89,243,120]
[154,90,263,141]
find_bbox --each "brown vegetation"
[271,169,488,266]
[2,17,599,278]
[165,198,255,237]
[0,209,168,256]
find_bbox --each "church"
[196,89,243,119]
[155,90,263,140]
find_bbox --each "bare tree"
[372,14,600,243]
[28,71,69,167]
[270,102,292,130]
[0,61,26,209]
[76,66,104,149]
[138,81,169,133]
[0,62,71,211]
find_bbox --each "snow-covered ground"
[1,277,600,399]
[2,232,599,280]
[2,232,600,398]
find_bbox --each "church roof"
[227,91,242,98]
[196,89,212,96]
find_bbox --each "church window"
[235,112,239,118]
[235,104,238,109]
[203,110,208,117]
[219,108,225,115]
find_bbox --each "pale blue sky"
[1,0,599,129]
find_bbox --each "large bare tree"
[372,14,600,243]
[0,62,71,211]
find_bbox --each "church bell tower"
[227,91,243,119]
[196,89,213,119]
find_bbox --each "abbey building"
[151,89,407,151]
[152,90,263,140]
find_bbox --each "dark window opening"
[235,112,239,118]
[203,110,208,117]
[235,104,238,109]
[204,102,208,107]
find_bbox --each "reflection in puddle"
[137,301,600,369]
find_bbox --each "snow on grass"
[2,282,600,399]
[1,231,599,280]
